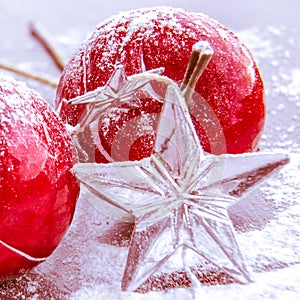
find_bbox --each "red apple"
[56,6,265,162]
[0,73,79,280]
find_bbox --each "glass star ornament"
[65,65,164,132]
[72,73,289,292]
[61,66,164,162]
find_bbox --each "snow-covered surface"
[0,1,299,299]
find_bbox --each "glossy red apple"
[56,6,265,162]
[0,73,79,280]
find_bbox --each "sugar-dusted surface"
[0,1,300,299]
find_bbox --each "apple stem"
[181,41,214,106]
[0,62,58,88]
[29,22,66,72]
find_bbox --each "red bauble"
[56,6,265,162]
[0,74,79,280]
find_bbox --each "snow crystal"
[267,25,282,36]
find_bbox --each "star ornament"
[66,66,164,132]
[72,74,289,292]
[64,66,164,162]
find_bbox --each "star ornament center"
[72,71,289,292]
[132,150,234,227]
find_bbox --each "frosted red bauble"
[0,74,79,280]
[56,7,265,162]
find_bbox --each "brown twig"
[0,62,58,88]
[29,22,65,72]
[181,41,214,106]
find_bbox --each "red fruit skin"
[0,74,79,280]
[56,7,265,161]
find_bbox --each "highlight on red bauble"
[0,73,79,280]
[56,6,265,162]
